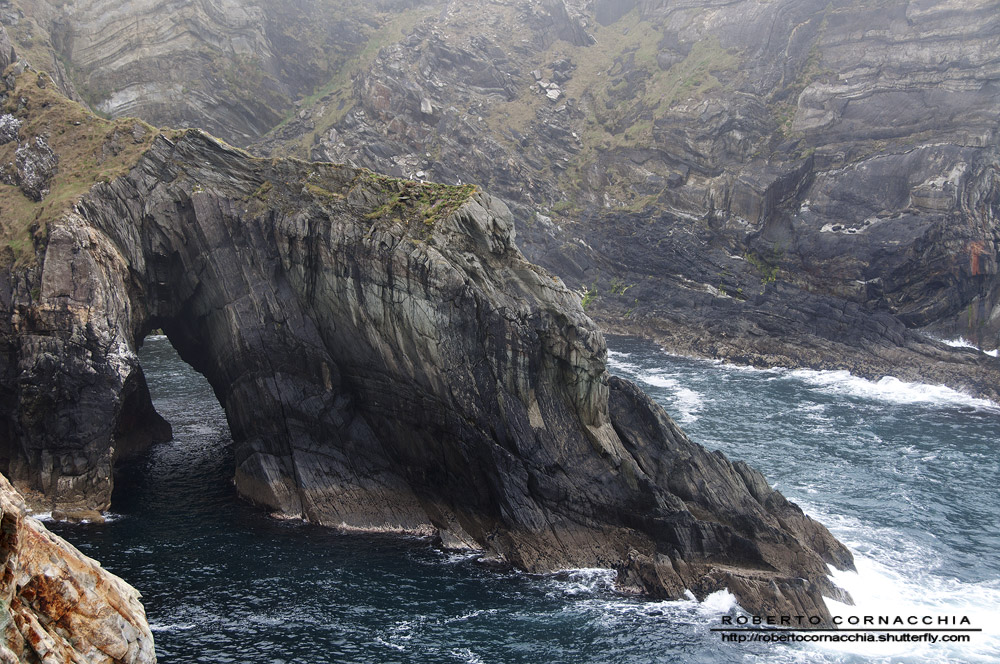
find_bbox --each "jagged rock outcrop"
[552,204,1000,401]
[1,136,57,201]
[0,474,155,663]
[0,65,855,621]
[0,22,14,72]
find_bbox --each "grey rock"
[7,136,58,201]
[249,0,1000,387]
[0,113,21,144]
[9,0,387,145]
[0,23,15,71]
[1,128,854,622]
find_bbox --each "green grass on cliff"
[242,166,478,237]
[0,71,159,265]
[267,5,441,155]
[353,170,477,228]
[477,6,740,215]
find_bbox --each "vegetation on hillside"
[0,71,159,264]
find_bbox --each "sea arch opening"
[108,331,238,520]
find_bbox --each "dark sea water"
[46,334,1000,663]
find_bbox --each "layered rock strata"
[0,474,155,663]
[260,0,1000,385]
[0,64,854,619]
[6,0,999,396]
[1,0,417,145]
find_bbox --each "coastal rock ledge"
[0,68,854,622]
[0,475,155,663]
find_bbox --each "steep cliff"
[0,474,155,663]
[258,0,1000,390]
[1,0,428,145]
[6,0,998,394]
[0,64,854,621]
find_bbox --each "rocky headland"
[263,0,1000,397]
[6,0,999,398]
[0,42,855,629]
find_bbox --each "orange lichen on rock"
[969,241,986,277]
[0,474,155,663]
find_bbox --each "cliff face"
[5,0,998,391]
[1,0,424,145]
[257,0,1000,388]
[0,65,854,621]
[0,475,155,663]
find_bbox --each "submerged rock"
[0,474,155,663]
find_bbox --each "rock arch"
[3,129,853,620]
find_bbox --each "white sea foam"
[612,339,997,412]
[789,501,1000,662]
[672,387,705,423]
[27,511,122,524]
[549,567,616,595]
[636,372,705,423]
[638,372,678,389]
[435,549,483,565]
[450,647,486,664]
[606,350,640,374]
[442,609,498,624]
[787,368,997,410]
[150,623,195,632]
[824,555,1000,662]
[568,592,713,634]
[375,637,406,652]
[931,336,1000,360]
[715,362,783,375]
[940,336,979,349]
[698,589,738,615]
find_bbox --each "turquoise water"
[48,335,1000,663]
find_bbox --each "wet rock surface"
[0,474,155,663]
[1,121,854,621]
[565,205,1000,401]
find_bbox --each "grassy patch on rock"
[0,71,159,265]
[353,170,477,228]
[268,5,440,155]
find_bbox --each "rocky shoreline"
[593,305,1000,404]
[1,50,857,638]
[0,475,155,663]
[6,0,999,411]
